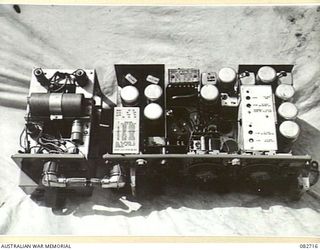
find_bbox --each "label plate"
[112,107,140,154]
[240,85,278,151]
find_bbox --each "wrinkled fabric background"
[0,4,319,236]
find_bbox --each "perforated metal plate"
[240,85,278,151]
[112,107,140,154]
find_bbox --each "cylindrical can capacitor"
[278,120,300,152]
[200,136,206,151]
[74,69,89,87]
[208,138,212,151]
[144,103,163,120]
[71,119,83,144]
[278,102,298,120]
[275,84,295,101]
[120,85,139,106]
[217,67,237,93]
[28,93,84,117]
[256,66,277,84]
[200,85,219,102]
[218,67,237,84]
[279,121,300,140]
[144,84,163,101]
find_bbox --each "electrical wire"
[47,71,76,92]
[19,127,26,150]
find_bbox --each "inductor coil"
[28,93,85,117]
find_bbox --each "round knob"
[275,84,295,100]
[144,103,163,120]
[75,69,85,77]
[218,67,237,83]
[34,68,44,76]
[257,66,277,83]
[144,84,163,101]
[278,102,298,120]
[120,85,139,105]
[279,121,300,140]
[200,85,219,101]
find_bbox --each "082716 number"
[300,244,318,249]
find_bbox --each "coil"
[28,93,84,117]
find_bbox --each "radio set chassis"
[11,64,319,206]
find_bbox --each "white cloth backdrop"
[0,4,319,235]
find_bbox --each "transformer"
[12,64,319,207]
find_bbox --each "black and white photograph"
[0,2,319,237]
